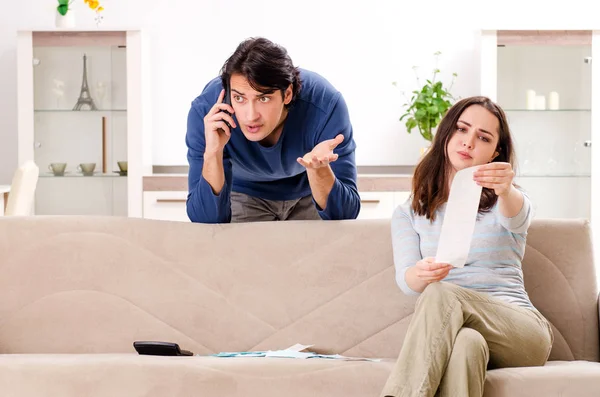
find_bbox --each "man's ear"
[283,84,293,105]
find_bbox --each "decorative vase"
[55,10,75,28]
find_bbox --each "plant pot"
[55,10,75,28]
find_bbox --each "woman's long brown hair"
[411,96,516,221]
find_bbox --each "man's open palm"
[297,134,344,169]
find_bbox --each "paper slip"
[212,351,266,358]
[264,351,380,361]
[285,343,314,352]
[212,343,380,361]
[435,165,482,268]
[265,350,315,359]
[313,354,381,362]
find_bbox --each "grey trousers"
[230,191,322,223]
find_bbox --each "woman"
[380,96,553,397]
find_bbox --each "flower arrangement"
[56,0,104,26]
[84,0,104,14]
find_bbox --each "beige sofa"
[0,216,598,396]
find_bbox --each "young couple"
[185,37,553,397]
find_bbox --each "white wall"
[0,0,597,183]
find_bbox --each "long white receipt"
[435,166,482,268]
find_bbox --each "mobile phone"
[220,79,233,130]
[133,341,193,356]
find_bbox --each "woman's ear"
[489,151,499,163]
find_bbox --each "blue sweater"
[185,69,361,223]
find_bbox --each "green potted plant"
[393,51,457,144]
[56,0,75,28]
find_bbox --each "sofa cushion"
[485,361,600,397]
[0,355,598,397]
[0,354,393,397]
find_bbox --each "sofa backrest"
[0,216,597,361]
[520,219,599,361]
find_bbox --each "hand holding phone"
[220,81,233,130]
[203,84,236,155]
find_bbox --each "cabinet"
[17,30,152,217]
[142,190,411,222]
[480,30,599,221]
[143,191,189,222]
[357,191,410,220]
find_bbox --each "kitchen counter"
[143,165,413,192]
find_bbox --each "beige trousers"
[380,282,553,397]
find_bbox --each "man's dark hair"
[220,37,301,108]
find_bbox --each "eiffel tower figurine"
[73,54,98,111]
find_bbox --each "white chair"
[5,160,40,216]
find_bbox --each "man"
[185,37,360,223]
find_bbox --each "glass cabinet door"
[495,30,592,220]
[32,32,128,216]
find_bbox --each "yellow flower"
[83,0,104,13]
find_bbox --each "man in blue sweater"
[185,37,361,223]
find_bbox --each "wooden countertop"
[143,173,412,192]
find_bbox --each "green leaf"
[423,129,433,141]
[427,105,438,114]
[406,117,417,132]
[57,4,69,15]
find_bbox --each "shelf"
[504,109,590,112]
[34,109,127,113]
[40,172,127,178]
